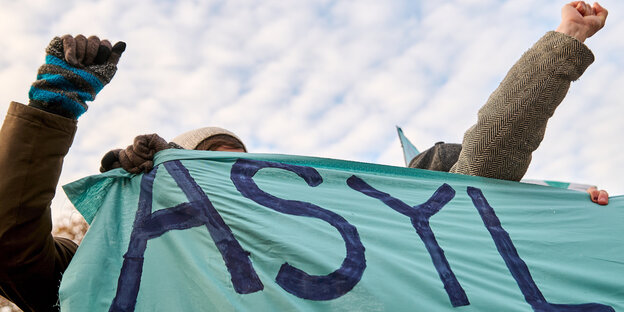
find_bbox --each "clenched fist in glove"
[29,35,125,119]
[100,134,173,174]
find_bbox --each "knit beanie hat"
[171,127,247,151]
[408,142,462,172]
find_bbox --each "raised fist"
[29,35,126,119]
[556,2,608,42]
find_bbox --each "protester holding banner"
[409,1,609,204]
[0,1,610,311]
[0,35,125,311]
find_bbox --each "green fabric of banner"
[60,150,623,311]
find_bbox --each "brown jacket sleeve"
[449,31,595,181]
[0,102,79,311]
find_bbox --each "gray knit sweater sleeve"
[449,31,595,181]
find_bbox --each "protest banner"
[61,150,623,311]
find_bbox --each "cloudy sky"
[0,0,621,219]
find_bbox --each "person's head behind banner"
[408,142,461,172]
[172,127,247,153]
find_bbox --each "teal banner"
[61,150,623,311]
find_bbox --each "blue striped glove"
[29,35,125,119]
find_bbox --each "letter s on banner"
[231,158,367,301]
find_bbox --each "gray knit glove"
[29,35,125,119]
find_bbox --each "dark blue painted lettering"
[110,161,263,312]
[347,176,469,307]
[230,158,366,301]
[467,187,614,312]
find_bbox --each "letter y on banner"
[347,175,469,307]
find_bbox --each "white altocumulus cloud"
[0,0,621,220]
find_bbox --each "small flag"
[396,126,420,166]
